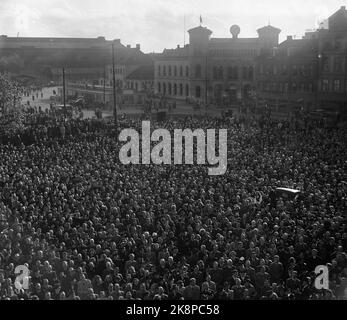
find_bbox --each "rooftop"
[257,25,281,34]
[188,25,213,35]
[210,38,259,44]
[161,46,189,58]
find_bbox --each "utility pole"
[103,64,106,107]
[62,68,66,117]
[112,43,118,131]
[205,55,208,115]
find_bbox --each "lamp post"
[62,68,67,118]
[103,64,106,107]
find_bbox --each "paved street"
[21,86,225,119]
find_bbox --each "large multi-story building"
[256,35,319,112]
[0,36,153,84]
[256,6,347,114]
[154,23,280,105]
[155,6,347,115]
[317,6,347,112]
[0,36,155,108]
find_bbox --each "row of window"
[126,81,152,91]
[260,79,347,93]
[158,64,254,80]
[157,82,204,99]
[213,66,254,80]
[157,65,189,77]
[260,56,347,76]
[259,64,315,77]
[107,67,125,76]
[108,80,153,91]
[321,79,347,92]
[209,49,258,57]
[321,56,347,73]
[322,39,347,51]
[259,82,315,93]
[157,82,190,97]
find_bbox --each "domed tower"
[257,25,281,51]
[230,25,241,39]
[187,25,212,100]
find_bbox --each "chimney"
[287,36,293,41]
[177,45,180,49]
[341,6,346,10]
[127,44,131,48]
[136,44,140,50]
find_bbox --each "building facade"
[0,36,154,85]
[155,45,190,100]
[256,35,319,112]
[154,23,280,105]
[256,6,347,114]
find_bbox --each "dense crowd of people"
[0,109,346,300]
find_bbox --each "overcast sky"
[0,0,345,53]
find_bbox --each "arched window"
[179,84,183,96]
[195,64,202,78]
[185,84,189,96]
[168,66,172,76]
[168,83,172,95]
[174,66,177,77]
[163,66,166,76]
[163,83,166,94]
[158,82,161,93]
[186,66,189,77]
[158,65,161,76]
[180,66,183,77]
[174,84,177,95]
[195,86,201,98]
